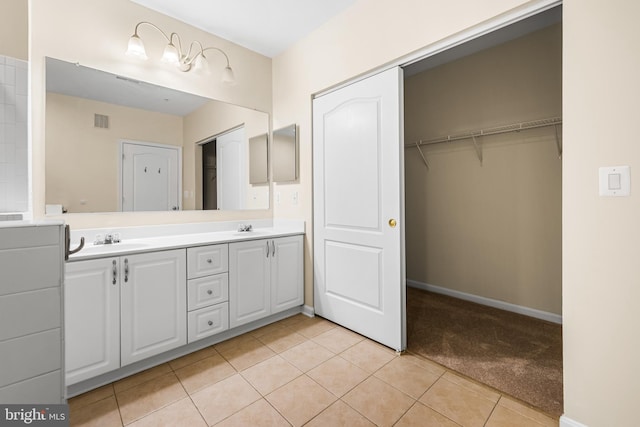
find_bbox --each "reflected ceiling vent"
[94,113,109,129]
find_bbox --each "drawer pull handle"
[207,290,213,295]
[206,258,213,264]
[208,320,213,326]
[124,258,129,283]
[112,260,117,285]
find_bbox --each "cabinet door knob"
[208,320,213,326]
[207,289,213,295]
[206,258,213,264]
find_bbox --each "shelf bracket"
[554,124,562,158]
[415,141,430,169]
[471,135,483,166]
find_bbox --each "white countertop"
[67,219,304,261]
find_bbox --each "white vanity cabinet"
[229,235,303,328]
[65,258,120,385]
[186,244,229,342]
[65,249,186,384]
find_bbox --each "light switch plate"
[599,166,630,197]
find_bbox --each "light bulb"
[222,66,236,85]
[161,43,180,64]
[193,54,210,74]
[126,34,148,60]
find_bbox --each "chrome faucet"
[237,224,253,232]
[94,233,121,245]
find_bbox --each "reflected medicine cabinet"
[272,124,298,182]
[249,133,269,185]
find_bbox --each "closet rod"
[405,117,562,149]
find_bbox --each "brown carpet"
[406,287,563,418]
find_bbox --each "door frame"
[310,0,562,339]
[118,139,183,212]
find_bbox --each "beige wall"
[183,100,270,210]
[45,93,183,213]
[272,0,640,425]
[0,0,28,60]
[563,1,640,425]
[30,0,272,228]
[404,24,562,315]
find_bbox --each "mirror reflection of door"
[121,141,181,211]
[202,141,217,210]
[201,126,246,211]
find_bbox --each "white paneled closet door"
[313,67,406,352]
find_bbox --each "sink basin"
[76,241,150,256]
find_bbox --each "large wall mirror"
[44,57,270,214]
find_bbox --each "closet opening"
[402,5,563,418]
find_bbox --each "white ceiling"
[130,0,356,58]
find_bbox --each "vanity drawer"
[187,303,229,343]
[187,244,228,279]
[188,274,228,311]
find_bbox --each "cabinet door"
[65,258,120,385]
[121,249,186,366]
[229,240,270,328]
[271,236,304,313]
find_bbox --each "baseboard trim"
[560,415,588,427]
[407,280,562,324]
[302,305,315,317]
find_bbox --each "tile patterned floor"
[68,314,558,427]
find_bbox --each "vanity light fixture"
[126,21,236,84]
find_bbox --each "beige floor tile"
[168,345,219,371]
[115,372,187,425]
[374,356,441,399]
[276,313,308,328]
[256,327,307,353]
[340,340,396,373]
[441,371,501,403]
[69,395,122,427]
[249,321,288,338]
[113,364,173,394]
[191,374,261,426]
[395,402,459,427]
[280,339,335,372]
[126,398,207,427]
[174,352,236,394]
[288,316,336,338]
[241,354,302,395]
[343,376,415,427]
[306,400,376,427]
[266,375,337,426]
[312,326,364,353]
[214,398,290,427]
[402,352,447,377]
[485,404,555,427]
[307,356,369,397]
[217,336,276,371]
[214,333,257,354]
[68,384,114,412]
[493,397,557,427]
[420,376,497,427]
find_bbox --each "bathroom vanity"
[64,220,304,396]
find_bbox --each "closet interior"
[402,6,563,417]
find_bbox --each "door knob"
[388,218,397,228]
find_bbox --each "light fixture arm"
[132,21,172,44]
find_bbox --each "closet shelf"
[405,117,563,168]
